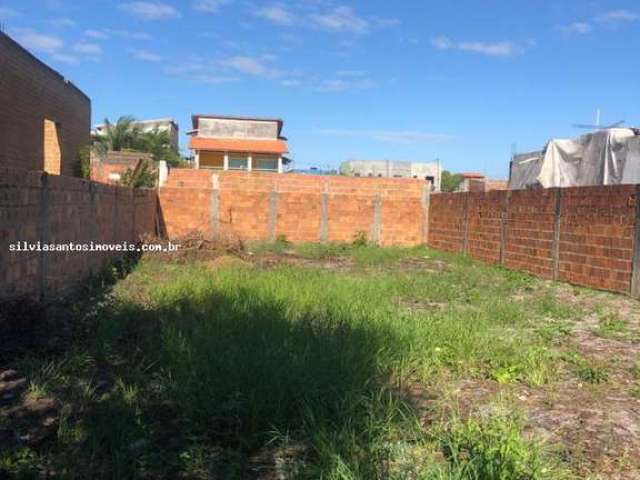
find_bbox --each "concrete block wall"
[158,169,429,246]
[0,167,157,301]
[0,32,91,176]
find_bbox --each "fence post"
[462,192,470,254]
[89,182,98,273]
[631,185,640,297]
[38,172,49,301]
[113,187,119,244]
[499,190,510,265]
[372,194,382,245]
[130,189,136,242]
[268,187,279,242]
[421,182,431,245]
[552,188,563,281]
[210,174,220,240]
[320,182,329,243]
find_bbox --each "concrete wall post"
[210,174,220,240]
[462,192,470,254]
[372,194,382,245]
[631,185,640,297]
[320,182,329,243]
[421,182,431,245]
[268,188,279,242]
[499,190,511,265]
[552,188,563,281]
[38,172,49,301]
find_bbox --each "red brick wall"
[0,32,91,176]
[467,190,505,264]
[158,169,640,296]
[558,186,636,292]
[428,193,467,252]
[504,189,557,279]
[428,186,639,294]
[158,170,428,246]
[1,167,156,301]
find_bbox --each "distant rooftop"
[191,113,283,135]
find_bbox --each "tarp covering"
[509,128,640,189]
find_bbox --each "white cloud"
[85,28,151,40]
[51,53,80,64]
[597,10,640,22]
[85,29,109,39]
[131,48,162,62]
[119,2,180,20]
[0,6,19,19]
[458,41,521,56]
[192,0,230,13]
[556,22,591,35]
[221,55,282,78]
[10,28,63,53]
[315,77,376,93]
[73,42,103,55]
[431,36,452,50]
[311,6,369,34]
[192,74,238,84]
[256,3,295,26]
[281,78,302,87]
[315,128,455,144]
[164,57,238,84]
[48,18,76,28]
[431,36,524,57]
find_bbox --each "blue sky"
[1,1,639,177]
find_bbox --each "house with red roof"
[188,114,289,172]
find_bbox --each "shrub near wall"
[0,167,157,301]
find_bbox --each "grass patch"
[1,245,583,478]
[595,313,628,339]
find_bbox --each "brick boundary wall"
[158,170,431,246]
[0,167,157,301]
[157,169,640,297]
[429,186,640,296]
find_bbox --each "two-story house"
[188,114,289,172]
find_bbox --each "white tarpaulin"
[509,128,640,189]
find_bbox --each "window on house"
[229,155,248,170]
[254,155,278,171]
[425,175,435,183]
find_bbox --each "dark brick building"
[0,31,90,176]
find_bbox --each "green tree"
[93,116,184,166]
[119,158,156,188]
[136,128,183,166]
[441,170,463,192]
[93,116,142,153]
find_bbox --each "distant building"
[94,118,180,150]
[340,159,442,190]
[188,114,289,173]
[293,167,338,176]
[458,173,507,192]
[90,150,153,185]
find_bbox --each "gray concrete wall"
[198,118,278,140]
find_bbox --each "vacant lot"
[1,242,639,479]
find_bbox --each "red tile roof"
[460,172,485,179]
[189,137,289,154]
